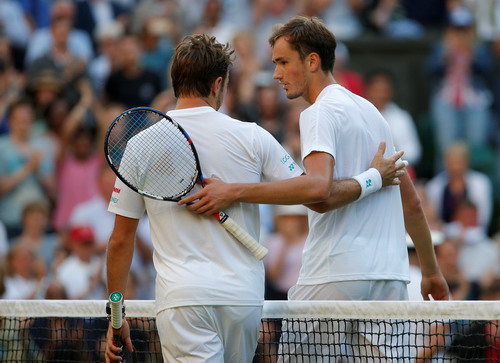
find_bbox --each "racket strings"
[107,110,199,199]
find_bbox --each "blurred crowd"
[0,0,499,305]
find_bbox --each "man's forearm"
[106,235,134,295]
[307,178,361,213]
[231,173,332,205]
[400,174,440,275]
[405,212,440,275]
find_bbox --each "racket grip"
[218,213,268,260]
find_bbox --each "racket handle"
[215,212,268,260]
[109,292,124,362]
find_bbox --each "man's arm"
[399,173,449,301]
[105,215,138,362]
[179,142,405,216]
[307,142,406,213]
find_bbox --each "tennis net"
[0,300,498,362]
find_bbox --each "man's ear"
[211,76,224,95]
[308,53,321,72]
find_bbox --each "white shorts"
[156,305,262,363]
[279,281,409,362]
[288,280,409,301]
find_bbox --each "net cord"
[0,300,498,320]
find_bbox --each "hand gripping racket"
[109,292,124,362]
[104,107,268,259]
[109,292,137,363]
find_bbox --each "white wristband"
[353,168,382,201]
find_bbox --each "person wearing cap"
[54,225,105,300]
[427,4,493,171]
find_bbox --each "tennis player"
[104,34,306,363]
[180,16,449,360]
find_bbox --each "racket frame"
[104,107,202,202]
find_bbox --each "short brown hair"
[171,34,234,98]
[269,16,336,72]
[22,200,50,221]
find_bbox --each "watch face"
[110,292,123,302]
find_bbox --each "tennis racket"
[104,107,268,259]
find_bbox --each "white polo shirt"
[298,84,410,285]
[108,107,302,312]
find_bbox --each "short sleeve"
[108,177,145,219]
[254,125,303,182]
[299,104,337,162]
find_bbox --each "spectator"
[465,0,500,42]
[103,34,163,108]
[73,0,129,51]
[24,0,94,67]
[27,6,89,109]
[298,0,364,40]
[68,165,121,253]
[27,69,65,131]
[414,180,444,231]
[68,164,154,298]
[264,204,308,300]
[253,0,295,68]
[427,5,493,170]
[400,0,448,33]
[0,0,32,65]
[447,201,500,297]
[54,225,105,300]
[192,0,239,45]
[365,70,422,169]
[0,99,55,238]
[0,44,25,134]
[426,142,493,234]
[18,0,52,30]
[130,0,183,37]
[2,241,45,299]
[11,201,58,272]
[361,0,425,38]
[88,21,124,98]
[227,30,263,116]
[252,83,288,143]
[51,79,103,231]
[138,17,174,89]
[435,239,472,300]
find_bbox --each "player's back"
[141,106,302,311]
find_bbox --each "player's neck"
[175,96,216,110]
[306,74,337,104]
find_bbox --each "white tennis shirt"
[108,107,302,312]
[298,84,410,285]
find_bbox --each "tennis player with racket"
[180,16,449,361]
[105,34,305,363]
